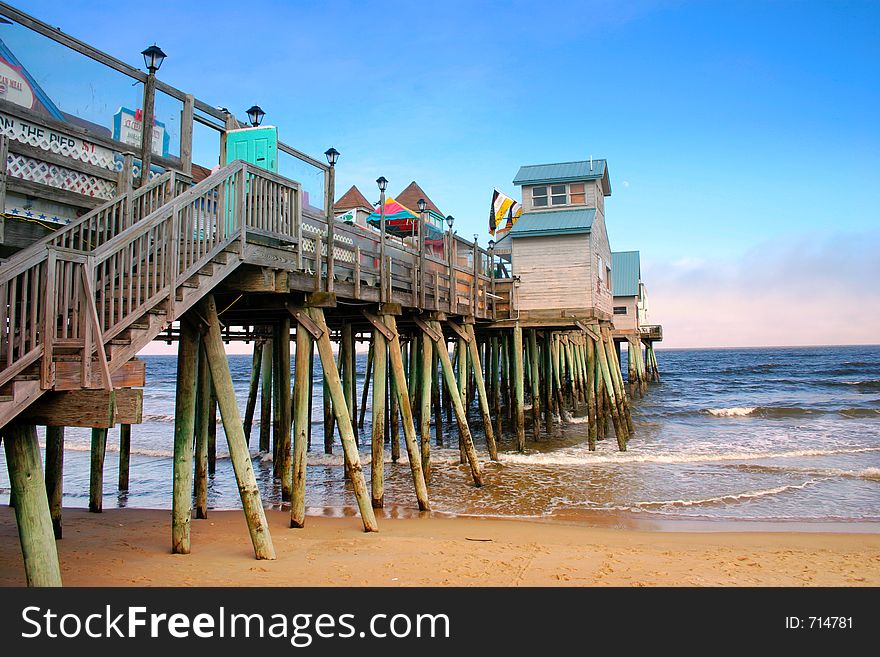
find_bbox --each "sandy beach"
[1,507,878,587]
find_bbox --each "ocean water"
[1,345,878,525]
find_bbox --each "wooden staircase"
[0,160,303,429]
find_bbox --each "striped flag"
[495,200,523,237]
[489,189,516,235]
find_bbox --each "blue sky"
[14,0,880,346]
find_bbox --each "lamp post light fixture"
[324,148,339,291]
[417,198,427,306]
[445,215,454,230]
[324,147,339,167]
[377,177,388,301]
[141,44,166,74]
[246,105,266,127]
[138,44,166,188]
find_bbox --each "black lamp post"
[324,148,339,290]
[377,176,388,301]
[417,198,427,306]
[246,105,265,127]
[138,44,166,188]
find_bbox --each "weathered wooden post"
[542,332,554,431]
[501,333,511,420]
[430,321,483,486]
[586,337,597,450]
[89,427,108,513]
[243,338,264,444]
[207,391,217,474]
[359,341,373,430]
[260,335,273,453]
[603,327,634,435]
[172,318,199,554]
[118,424,131,492]
[278,317,293,501]
[389,353,400,462]
[383,314,430,510]
[466,323,498,460]
[309,307,379,530]
[593,329,627,450]
[513,324,525,451]
[290,322,312,528]
[456,336,468,463]
[342,322,356,442]
[371,330,387,508]
[528,330,541,438]
[323,371,334,454]
[419,331,433,480]
[194,341,210,520]
[199,296,276,558]
[4,424,62,587]
[432,346,443,446]
[492,335,503,440]
[45,426,64,539]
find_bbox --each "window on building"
[532,186,548,207]
[569,182,585,204]
[614,307,627,315]
[606,265,612,290]
[550,184,567,205]
[597,255,604,282]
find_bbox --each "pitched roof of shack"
[509,208,595,238]
[334,185,374,212]
[513,159,611,195]
[612,251,641,297]
[395,181,444,217]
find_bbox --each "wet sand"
[1,507,878,586]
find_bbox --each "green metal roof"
[509,208,595,238]
[513,159,610,195]
[612,251,640,297]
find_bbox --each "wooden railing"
[0,171,188,387]
[2,155,496,400]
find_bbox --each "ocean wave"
[633,481,817,509]
[498,446,880,466]
[725,464,880,482]
[703,405,879,418]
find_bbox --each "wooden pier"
[0,2,661,586]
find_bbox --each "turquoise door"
[222,126,279,232]
[224,126,278,172]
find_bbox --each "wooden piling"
[389,352,400,462]
[3,424,62,587]
[383,314,430,510]
[259,336,272,453]
[278,317,293,501]
[194,341,210,520]
[466,323,498,460]
[171,317,199,554]
[431,320,483,487]
[342,322,357,443]
[513,324,526,451]
[199,296,275,558]
[542,332,554,432]
[45,425,64,539]
[243,338,263,445]
[309,307,379,530]
[118,423,131,492]
[603,328,634,436]
[456,335,468,463]
[432,346,443,446]
[88,427,108,513]
[501,333,511,420]
[585,337,597,450]
[593,330,627,451]
[207,391,217,474]
[492,336,502,442]
[359,341,373,430]
[290,323,312,528]
[370,330,387,508]
[272,324,282,473]
[419,331,433,480]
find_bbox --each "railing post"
[78,261,92,388]
[139,69,157,188]
[167,205,180,322]
[294,186,303,270]
[40,249,57,389]
[0,135,8,246]
[325,164,335,292]
[237,167,247,254]
[180,94,194,177]
[447,233,455,313]
[472,240,479,315]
